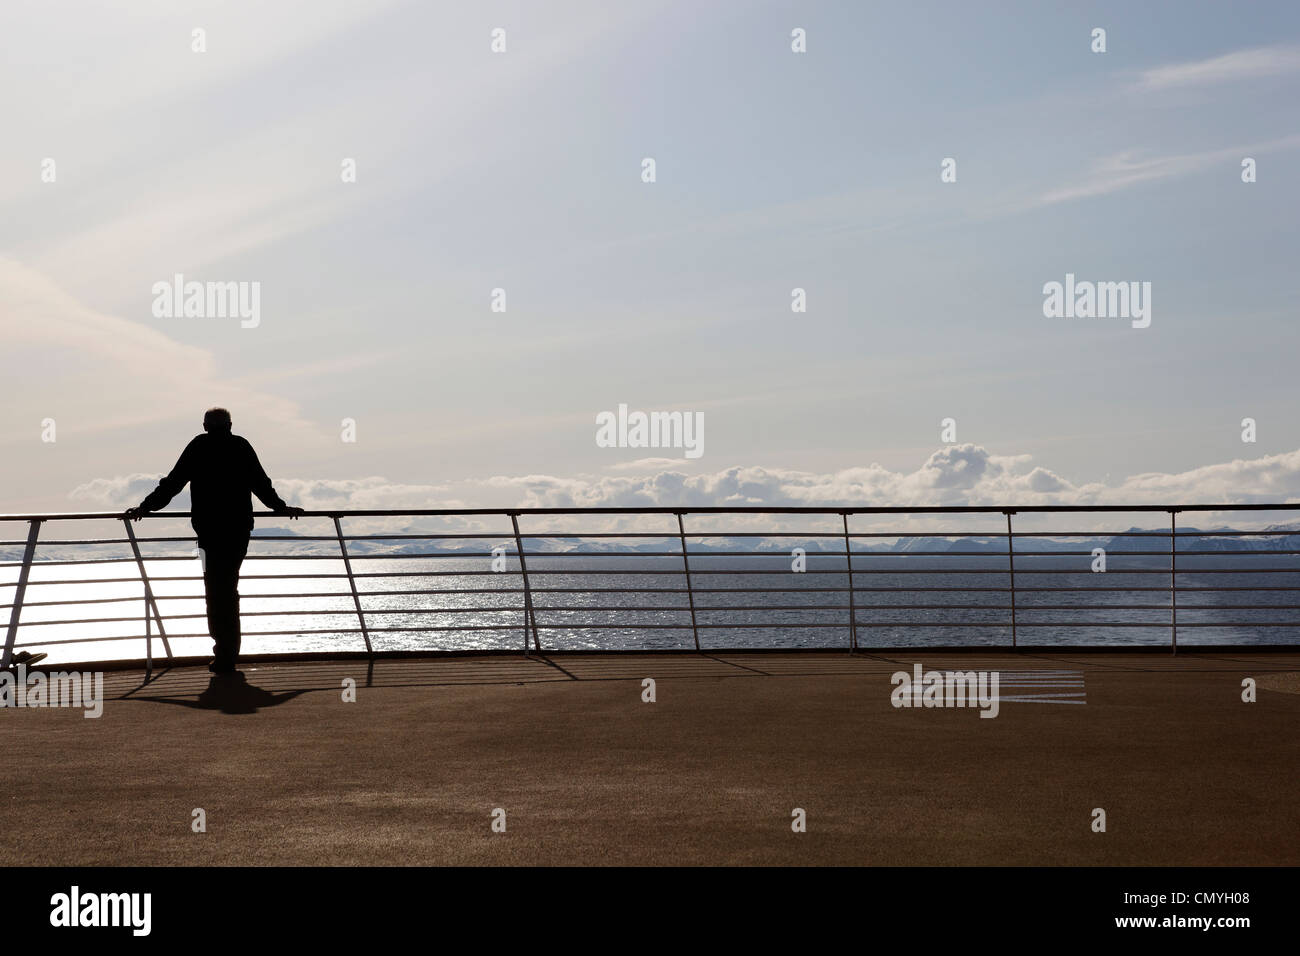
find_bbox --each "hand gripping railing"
[2,503,1299,668]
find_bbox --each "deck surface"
[2,651,1297,866]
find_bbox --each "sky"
[3,0,1299,519]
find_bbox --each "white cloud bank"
[73,443,1300,513]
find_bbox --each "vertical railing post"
[1170,509,1178,655]
[2,519,42,671]
[1005,511,1017,650]
[842,513,858,653]
[676,513,701,652]
[334,515,373,656]
[509,514,540,655]
[124,519,172,676]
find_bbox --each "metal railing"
[3,504,1300,673]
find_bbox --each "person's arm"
[125,442,196,520]
[246,439,302,517]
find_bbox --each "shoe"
[5,651,47,670]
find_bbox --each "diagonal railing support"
[124,519,173,678]
[677,512,701,652]
[2,519,42,671]
[334,515,373,656]
[510,513,541,655]
[842,513,858,653]
[1170,509,1178,655]
[1005,510,1017,651]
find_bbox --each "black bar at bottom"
[4,865,1286,942]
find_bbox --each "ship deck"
[3,650,1297,866]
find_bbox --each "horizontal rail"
[4,503,1300,520]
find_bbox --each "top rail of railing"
[3,503,1299,521]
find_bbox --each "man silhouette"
[126,408,303,674]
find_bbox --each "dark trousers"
[199,533,250,669]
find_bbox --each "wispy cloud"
[1036,135,1300,205]
[1138,44,1300,91]
[0,257,314,441]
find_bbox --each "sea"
[4,541,1298,665]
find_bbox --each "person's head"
[203,407,233,434]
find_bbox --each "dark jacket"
[137,432,290,539]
